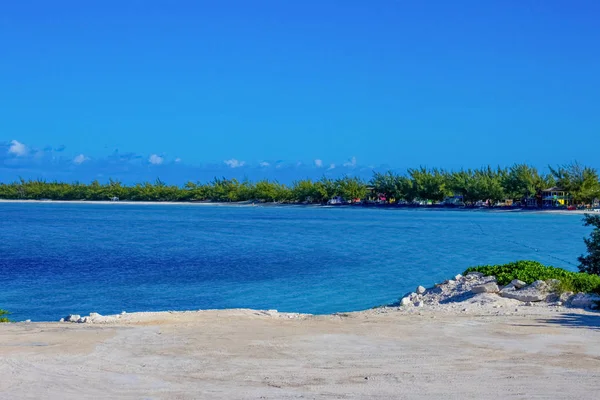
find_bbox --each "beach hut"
[541,187,572,207]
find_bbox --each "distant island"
[1,162,599,209]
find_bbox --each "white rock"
[89,312,102,318]
[472,283,500,294]
[59,318,65,322]
[530,280,547,290]
[415,301,423,308]
[499,286,547,302]
[466,271,484,279]
[400,297,412,307]
[511,279,527,289]
[569,293,600,308]
[416,286,426,295]
[65,314,81,322]
[24,319,31,323]
[454,274,463,281]
[500,283,516,294]
[77,317,88,323]
[447,280,456,285]
[556,301,563,306]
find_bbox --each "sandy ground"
[1,308,599,399]
[2,199,598,213]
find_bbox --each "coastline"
[2,306,599,399]
[2,272,599,398]
[0,198,595,214]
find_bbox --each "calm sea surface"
[0,203,590,321]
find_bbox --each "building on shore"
[541,187,572,207]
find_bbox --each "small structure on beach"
[541,187,572,207]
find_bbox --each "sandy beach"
[1,199,597,214]
[1,307,599,400]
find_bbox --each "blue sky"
[2,0,599,183]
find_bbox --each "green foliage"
[0,309,10,323]
[549,162,600,204]
[464,260,600,294]
[578,214,600,275]
[0,162,598,206]
[408,167,450,202]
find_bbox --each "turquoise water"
[0,203,590,321]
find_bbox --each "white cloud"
[174,158,182,163]
[8,140,28,157]
[328,163,336,170]
[314,159,323,168]
[343,156,357,168]
[149,154,164,165]
[259,161,270,167]
[73,154,90,165]
[224,158,245,168]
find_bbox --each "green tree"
[408,167,450,202]
[370,171,396,202]
[578,214,600,275]
[549,162,600,205]
[335,176,367,202]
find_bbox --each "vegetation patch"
[0,309,10,323]
[464,260,600,294]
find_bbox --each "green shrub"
[579,214,600,275]
[0,309,9,323]
[464,260,600,294]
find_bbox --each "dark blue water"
[0,203,590,321]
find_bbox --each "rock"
[65,314,81,322]
[446,280,456,285]
[471,283,500,294]
[414,301,423,308]
[524,302,533,306]
[416,286,426,295]
[499,285,548,302]
[462,308,468,312]
[531,280,547,290]
[466,271,484,279]
[500,283,516,294]
[511,279,527,289]
[454,274,463,281]
[89,312,102,318]
[400,297,412,307]
[569,293,600,308]
[24,319,31,323]
[560,291,574,302]
[556,301,563,306]
[77,317,88,323]
[59,318,65,322]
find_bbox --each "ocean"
[0,203,590,321]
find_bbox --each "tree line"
[0,162,599,206]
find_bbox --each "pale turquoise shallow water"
[0,203,590,321]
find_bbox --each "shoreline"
[2,306,599,399]
[0,198,595,214]
[2,273,599,398]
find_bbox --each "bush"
[578,214,600,275]
[464,260,600,294]
[0,309,9,323]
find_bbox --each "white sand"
[1,307,599,399]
